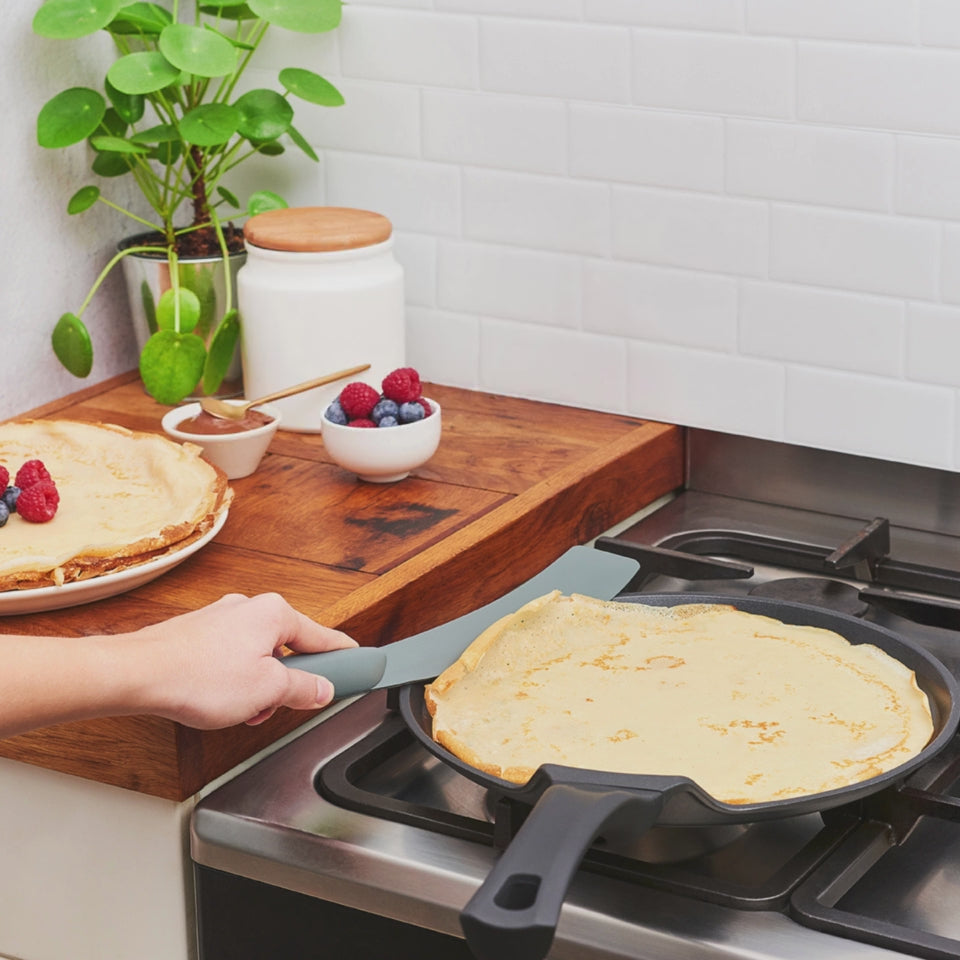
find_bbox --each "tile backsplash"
[10,1,960,470]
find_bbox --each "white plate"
[0,509,229,616]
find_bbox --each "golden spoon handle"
[253,364,371,406]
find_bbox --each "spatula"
[283,545,640,699]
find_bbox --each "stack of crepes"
[0,419,231,590]
[425,591,935,805]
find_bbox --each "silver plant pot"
[119,233,246,397]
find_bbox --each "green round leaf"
[138,330,207,404]
[234,89,293,141]
[52,313,93,378]
[247,0,341,33]
[156,287,202,333]
[130,122,179,144]
[109,2,172,35]
[33,0,121,39]
[150,141,182,164]
[67,186,100,214]
[90,135,149,154]
[179,264,217,338]
[286,123,319,162]
[38,87,106,148]
[105,77,144,124]
[253,141,285,156]
[107,51,181,95]
[247,190,288,216]
[202,309,240,395]
[97,107,129,139]
[279,68,344,107]
[217,186,241,209]
[159,23,237,77]
[92,151,133,176]
[180,103,240,146]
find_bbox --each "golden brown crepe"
[424,591,934,804]
[0,419,231,590]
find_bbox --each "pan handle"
[460,784,663,960]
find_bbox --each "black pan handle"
[460,784,663,960]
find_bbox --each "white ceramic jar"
[237,207,405,432]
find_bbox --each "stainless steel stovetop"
[192,431,960,960]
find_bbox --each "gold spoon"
[199,363,371,421]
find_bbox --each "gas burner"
[747,577,869,617]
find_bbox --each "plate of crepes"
[0,419,232,615]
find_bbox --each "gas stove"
[191,430,960,960]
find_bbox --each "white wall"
[8,1,960,469]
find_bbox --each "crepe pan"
[397,593,960,960]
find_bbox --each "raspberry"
[0,466,7,490]
[348,418,377,428]
[338,382,380,420]
[381,367,421,404]
[15,480,59,523]
[15,459,51,489]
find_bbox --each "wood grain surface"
[0,372,684,800]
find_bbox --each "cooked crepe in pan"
[424,591,935,804]
[0,419,231,590]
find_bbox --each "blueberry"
[398,401,425,424]
[2,486,20,513]
[377,415,399,427]
[324,399,348,425]
[0,501,8,527]
[371,398,399,423]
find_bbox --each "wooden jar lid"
[243,207,393,253]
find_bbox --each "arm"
[0,592,357,738]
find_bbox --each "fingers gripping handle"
[460,785,664,960]
[282,647,388,700]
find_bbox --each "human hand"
[128,592,357,729]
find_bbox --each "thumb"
[281,668,335,711]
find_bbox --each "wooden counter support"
[0,373,684,800]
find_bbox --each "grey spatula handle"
[284,647,387,699]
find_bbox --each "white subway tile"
[479,19,631,103]
[422,91,566,174]
[463,169,611,255]
[406,307,480,389]
[626,343,786,439]
[392,232,437,307]
[437,0,582,18]
[740,281,904,375]
[570,105,724,192]
[799,43,960,136]
[325,152,460,236]
[347,0,433,7]
[897,136,960,220]
[438,241,581,328]
[918,0,960,48]
[906,303,960,387]
[942,226,960,304]
[785,367,954,468]
[746,0,915,43]
[632,31,794,119]
[612,187,768,277]
[770,205,939,299]
[726,120,894,211]
[293,79,420,158]
[585,0,743,31]
[480,320,628,411]
[583,260,738,350]
[339,8,478,88]
[249,27,339,71]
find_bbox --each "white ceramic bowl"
[320,399,442,482]
[161,401,281,479]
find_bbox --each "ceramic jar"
[237,207,405,432]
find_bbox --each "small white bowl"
[161,401,281,479]
[320,399,442,482]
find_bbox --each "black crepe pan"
[398,593,960,960]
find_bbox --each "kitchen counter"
[0,372,683,801]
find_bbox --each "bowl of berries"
[321,367,441,482]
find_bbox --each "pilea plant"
[34,0,344,404]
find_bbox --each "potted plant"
[34,0,344,404]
